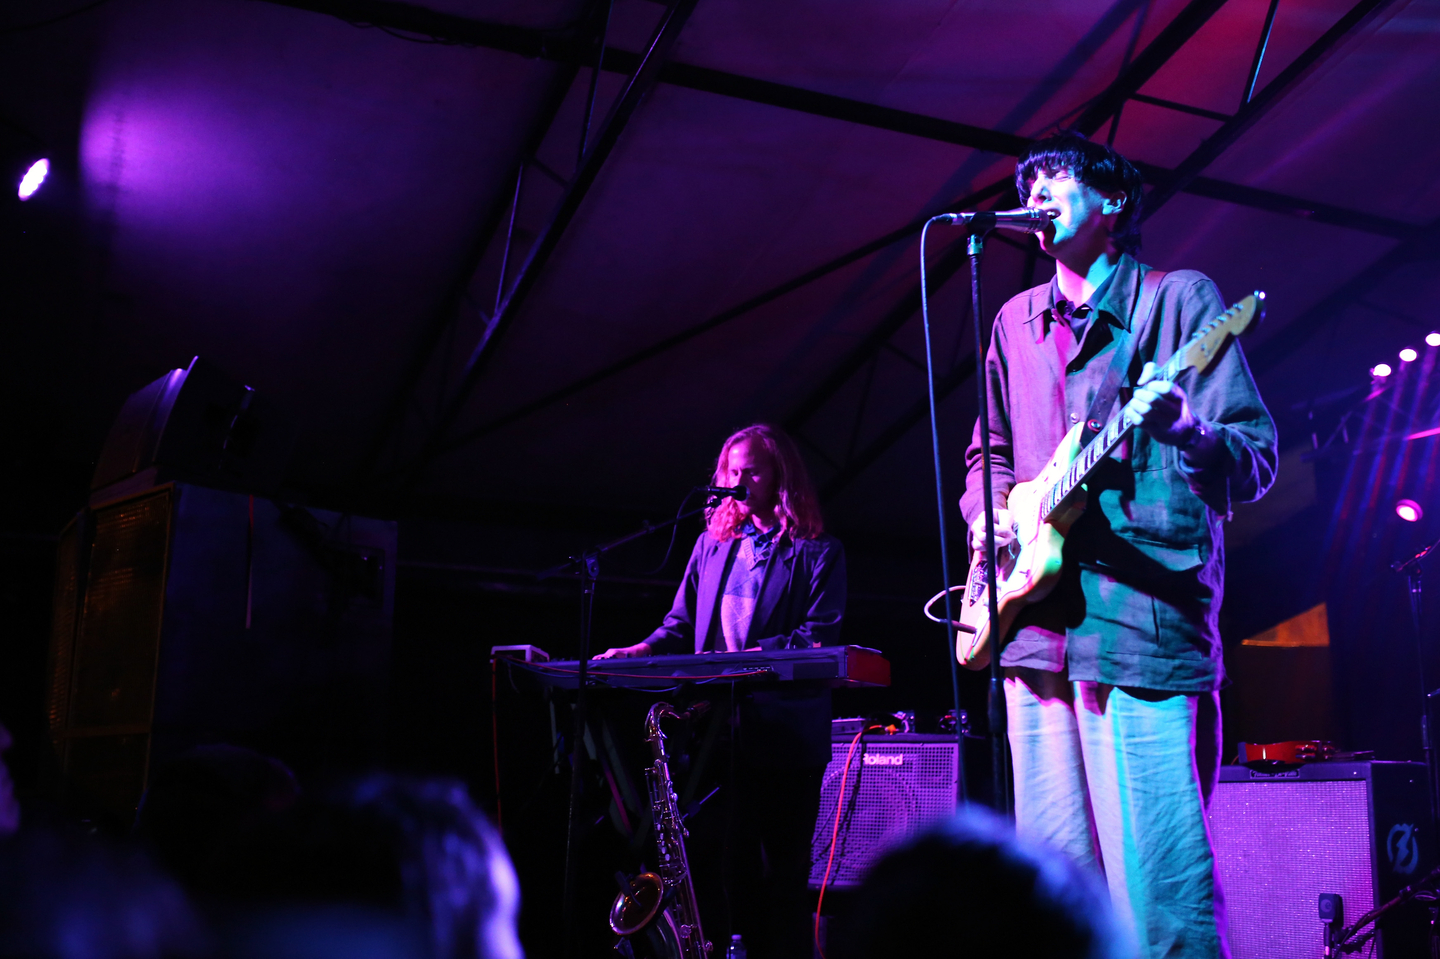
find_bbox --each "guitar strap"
[1079,268,1167,445]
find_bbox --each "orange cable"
[814,725,881,959]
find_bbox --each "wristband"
[1180,420,1208,450]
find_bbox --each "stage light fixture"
[1401,348,1419,363]
[1372,363,1392,378]
[1397,499,1423,523]
[1429,332,1440,347]
[17,158,47,200]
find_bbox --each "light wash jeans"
[1005,667,1229,959]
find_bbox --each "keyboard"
[502,645,890,689]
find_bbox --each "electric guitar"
[954,292,1265,669]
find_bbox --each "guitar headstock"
[1174,292,1265,375]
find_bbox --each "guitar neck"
[1040,350,1187,521]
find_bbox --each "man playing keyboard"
[596,422,846,959]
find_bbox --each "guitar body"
[956,423,1088,670]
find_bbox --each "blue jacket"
[644,530,847,654]
[644,530,847,766]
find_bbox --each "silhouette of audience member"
[831,807,1130,959]
[0,723,19,837]
[134,744,300,888]
[0,827,212,958]
[215,773,522,959]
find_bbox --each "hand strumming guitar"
[1124,362,1223,467]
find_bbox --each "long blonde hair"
[705,423,824,542]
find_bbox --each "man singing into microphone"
[597,422,845,959]
[962,132,1276,958]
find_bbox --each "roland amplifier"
[1209,761,1432,958]
[808,733,960,887]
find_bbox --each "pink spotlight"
[1400,348,1419,363]
[17,158,47,200]
[1429,332,1440,347]
[1372,363,1392,378]
[1397,499,1423,523]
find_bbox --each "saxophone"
[609,702,712,959]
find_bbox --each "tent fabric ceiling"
[2,0,1437,539]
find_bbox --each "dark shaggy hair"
[1016,132,1145,254]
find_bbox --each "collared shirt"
[1054,264,1116,338]
[960,253,1277,692]
[719,522,779,651]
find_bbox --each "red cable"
[814,725,881,959]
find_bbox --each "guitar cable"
[813,723,884,959]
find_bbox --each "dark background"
[2,0,1439,953]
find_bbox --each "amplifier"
[1209,762,1432,958]
[48,484,396,824]
[808,734,960,888]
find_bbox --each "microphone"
[933,208,1056,232]
[700,485,748,501]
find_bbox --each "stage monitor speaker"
[91,356,293,495]
[1209,761,1432,958]
[47,483,395,824]
[808,734,959,888]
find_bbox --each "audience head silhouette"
[833,806,1127,959]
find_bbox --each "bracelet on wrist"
[1179,420,1219,463]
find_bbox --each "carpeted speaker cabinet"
[1210,761,1433,958]
[46,482,396,825]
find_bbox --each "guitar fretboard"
[1038,337,1194,521]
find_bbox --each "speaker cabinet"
[47,483,396,823]
[808,734,960,888]
[1209,762,1432,958]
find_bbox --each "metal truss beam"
[269,0,1413,492]
[794,0,1405,497]
[421,0,1408,473]
[1072,0,1229,133]
[428,186,1007,456]
[387,0,700,493]
[263,0,1405,238]
[788,0,1233,482]
[349,60,582,491]
[1138,166,1417,239]
[1143,0,1403,217]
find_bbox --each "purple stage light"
[1400,348,1419,363]
[1396,499,1423,523]
[1429,332,1440,347]
[17,158,48,200]
[1372,363,1392,378]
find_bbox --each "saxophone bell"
[609,871,665,936]
[610,702,713,958]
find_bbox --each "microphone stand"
[1394,531,1440,828]
[542,492,718,958]
[966,228,1012,815]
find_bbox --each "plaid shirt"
[961,254,1277,691]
